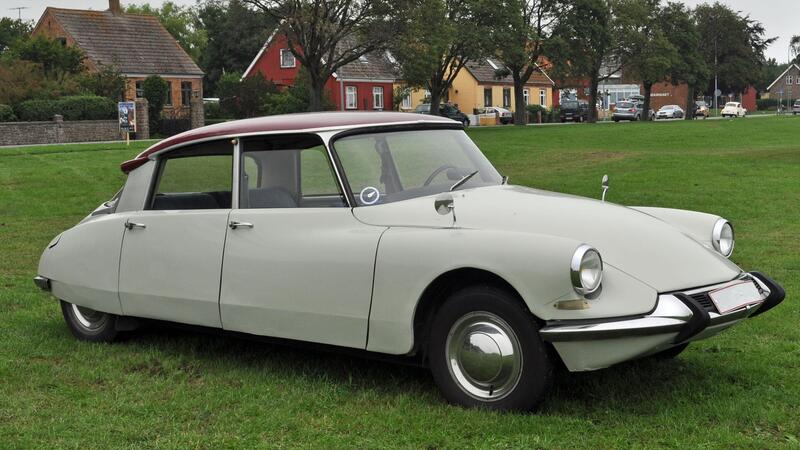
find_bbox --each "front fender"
[630,206,722,250]
[366,227,656,355]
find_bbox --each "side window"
[240,136,346,208]
[334,135,385,195]
[150,142,233,210]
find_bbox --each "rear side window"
[150,141,233,210]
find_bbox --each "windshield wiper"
[450,170,479,191]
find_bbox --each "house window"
[346,86,357,109]
[788,75,794,85]
[402,93,412,109]
[135,81,143,98]
[539,89,546,106]
[280,49,296,68]
[484,88,492,107]
[181,81,192,106]
[502,88,511,108]
[165,81,172,106]
[372,86,384,110]
[523,89,530,105]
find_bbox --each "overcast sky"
[3,0,797,63]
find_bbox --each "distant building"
[244,32,397,111]
[763,64,800,107]
[33,0,204,117]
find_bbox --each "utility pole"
[9,6,29,20]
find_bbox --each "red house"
[243,32,397,111]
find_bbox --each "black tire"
[428,285,554,412]
[60,300,119,342]
[652,343,689,359]
[613,118,619,122]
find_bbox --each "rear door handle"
[229,221,254,230]
[124,220,146,230]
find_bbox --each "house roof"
[464,58,554,86]
[243,31,398,81]
[121,112,457,173]
[36,7,203,77]
[766,64,800,91]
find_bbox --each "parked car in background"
[35,111,785,412]
[560,100,590,122]
[721,102,746,118]
[480,106,513,124]
[656,105,685,119]
[612,101,648,122]
[793,101,800,115]
[415,103,471,127]
[693,101,709,119]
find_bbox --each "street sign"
[714,89,722,97]
[118,102,136,133]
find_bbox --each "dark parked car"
[414,103,471,127]
[560,100,590,122]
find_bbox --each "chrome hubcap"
[446,311,522,401]
[71,304,106,330]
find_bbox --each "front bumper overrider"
[539,272,785,371]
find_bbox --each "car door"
[118,140,233,328]
[219,135,384,349]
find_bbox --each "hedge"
[13,96,116,122]
[756,98,779,110]
[0,104,16,122]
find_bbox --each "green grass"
[1,117,799,448]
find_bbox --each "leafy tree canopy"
[126,2,207,62]
[9,35,85,78]
[0,18,32,54]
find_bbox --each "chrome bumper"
[540,272,785,371]
[33,275,51,291]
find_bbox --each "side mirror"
[601,174,609,202]
[434,193,454,215]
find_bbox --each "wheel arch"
[409,267,537,358]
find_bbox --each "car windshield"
[660,105,674,110]
[333,129,502,206]
[562,100,578,109]
[726,103,738,107]
[617,102,634,108]
[696,101,707,107]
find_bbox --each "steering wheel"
[423,165,458,186]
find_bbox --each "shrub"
[143,75,169,131]
[0,104,16,121]
[756,98,779,110]
[526,104,547,123]
[13,95,116,121]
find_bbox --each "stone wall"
[0,115,121,146]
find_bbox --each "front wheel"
[428,286,554,411]
[60,300,119,342]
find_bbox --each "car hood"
[353,185,741,292]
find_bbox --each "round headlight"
[570,244,603,296]
[712,219,734,257]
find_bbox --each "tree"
[392,0,492,116]
[79,64,126,101]
[126,2,207,62]
[142,75,169,131]
[493,0,563,125]
[695,2,775,100]
[197,0,275,96]
[245,0,393,111]
[0,18,32,54]
[10,35,85,79]
[791,35,800,65]
[658,2,707,119]
[549,0,615,122]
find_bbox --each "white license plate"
[708,281,763,314]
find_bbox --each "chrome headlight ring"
[570,244,603,296]
[712,219,734,258]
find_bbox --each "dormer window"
[280,49,296,68]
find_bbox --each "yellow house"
[395,57,554,114]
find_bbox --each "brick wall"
[0,116,121,146]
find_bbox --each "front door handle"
[124,220,146,230]
[229,221,254,230]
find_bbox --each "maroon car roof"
[121,112,457,173]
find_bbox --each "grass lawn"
[1,117,798,448]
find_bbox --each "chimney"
[109,0,122,16]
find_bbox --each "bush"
[756,98,779,110]
[13,95,115,121]
[143,75,169,131]
[0,104,17,122]
[526,104,547,123]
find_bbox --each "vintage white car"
[35,112,785,411]
[721,102,747,117]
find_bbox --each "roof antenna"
[9,6,29,20]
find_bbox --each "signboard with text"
[118,102,136,133]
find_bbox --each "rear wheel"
[60,300,119,342]
[428,285,553,411]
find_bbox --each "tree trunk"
[513,74,527,125]
[588,73,600,123]
[429,81,442,116]
[642,82,652,121]
[685,85,695,120]
[308,75,325,112]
